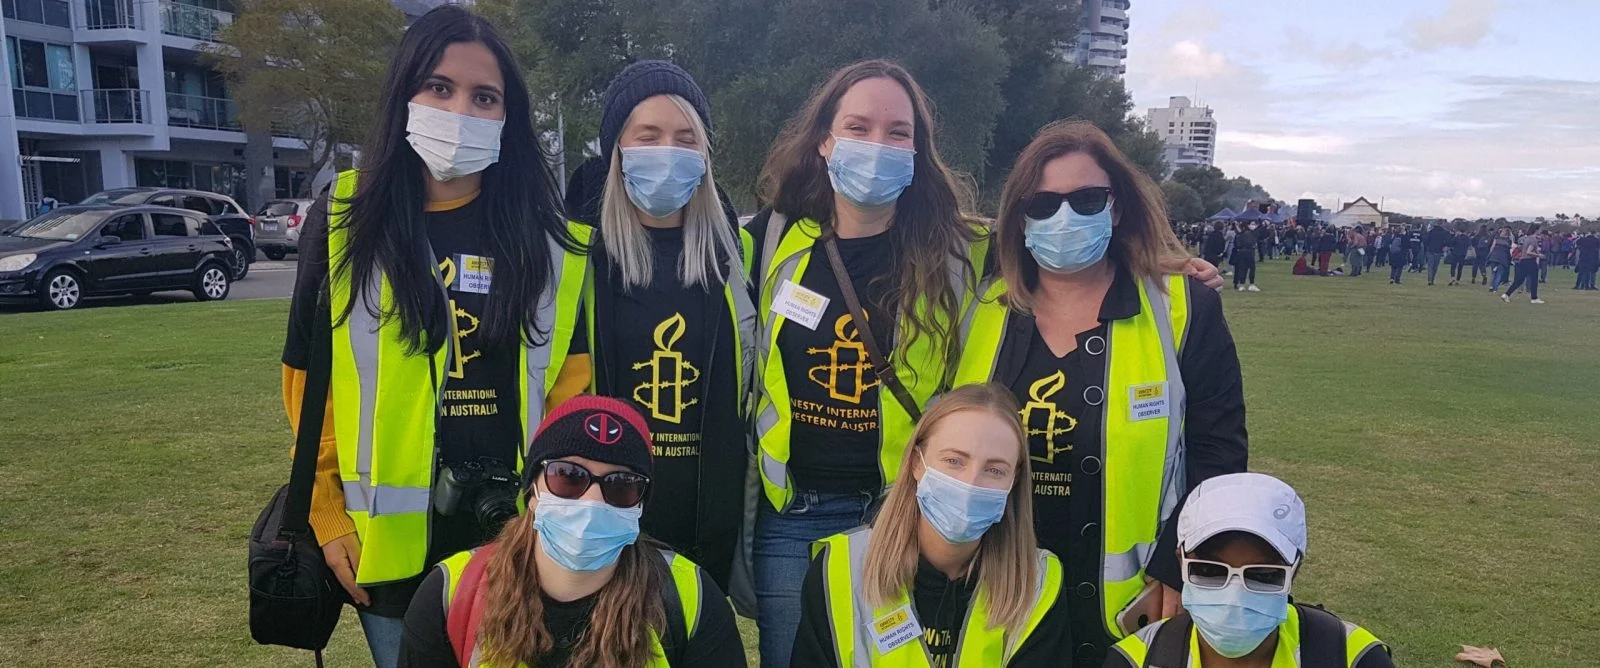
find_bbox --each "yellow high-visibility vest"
[815,527,1063,667]
[753,217,986,511]
[436,547,704,668]
[952,273,1189,640]
[327,170,588,585]
[1109,606,1387,667]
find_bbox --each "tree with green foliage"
[1161,180,1204,223]
[1170,165,1229,214]
[204,0,405,196]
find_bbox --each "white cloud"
[1167,40,1234,80]
[1402,0,1500,51]
[1221,132,1353,155]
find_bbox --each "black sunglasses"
[540,460,651,508]
[1023,186,1114,219]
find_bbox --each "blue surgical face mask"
[620,146,707,218]
[1024,201,1113,274]
[827,136,915,209]
[1182,576,1290,658]
[915,456,1009,544]
[532,493,643,573]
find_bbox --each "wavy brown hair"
[758,59,981,367]
[995,120,1191,313]
[862,383,1038,631]
[476,511,667,668]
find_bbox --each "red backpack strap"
[446,544,499,667]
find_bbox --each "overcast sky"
[1124,0,1599,219]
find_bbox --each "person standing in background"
[1315,225,1337,275]
[1374,227,1389,268]
[1233,223,1259,291]
[1387,225,1407,284]
[1574,231,1599,290]
[1407,226,1425,273]
[1471,225,1493,285]
[1488,227,1513,291]
[1538,229,1554,284]
[1447,228,1471,286]
[1345,226,1366,277]
[1502,225,1545,304]
[1424,221,1452,286]
[1203,222,1227,270]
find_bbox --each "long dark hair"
[334,5,576,353]
[758,59,980,363]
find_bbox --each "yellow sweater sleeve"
[546,353,592,413]
[283,364,357,546]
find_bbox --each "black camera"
[433,458,521,533]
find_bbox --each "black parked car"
[0,205,234,310]
[81,187,256,280]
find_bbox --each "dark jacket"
[1425,226,1453,253]
[563,156,747,589]
[1202,230,1226,257]
[1233,229,1258,262]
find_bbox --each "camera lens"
[474,483,521,534]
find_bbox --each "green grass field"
[1,264,1596,667]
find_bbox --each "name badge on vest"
[1128,382,1170,422]
[455,254,493,295]
[869,605,923,655]
[772,279,830,331]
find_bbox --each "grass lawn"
[0,263,1596,667]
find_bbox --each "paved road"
[0,257,299,313]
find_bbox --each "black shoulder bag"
[248,302,346,663]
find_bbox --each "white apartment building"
[1,0,445,221]
[1075,0,1129,78]
[1147,96,1215,171]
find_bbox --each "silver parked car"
[254,199,313,261]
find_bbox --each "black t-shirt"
[1010,327,1092,516]
[770,226,897,494]
[283,194,574,617]
[607,226,712,551]
[397,554,746,668]
[791,551,1072,668]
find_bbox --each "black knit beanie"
[598,60,712,160]
[521,396,655,493]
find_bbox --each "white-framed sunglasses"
[1181,557,1298,594]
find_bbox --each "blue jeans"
[1490,262,1510,291]
[1426,252,1444,283]
[358,610,405,668]
[753,489,875,668]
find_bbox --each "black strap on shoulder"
[1295,604,1347,668]
[280,294,332,540]
[1145,614,1192,668]
[823,237,921,423]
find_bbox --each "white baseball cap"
[1177,472,1307,564]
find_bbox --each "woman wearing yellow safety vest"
[397,397,745,667]
[1104,473,1391,668]
[561,61,756,590]
[951,120,1248,665]
[791,383,1071,667]
[280,7,589,666]
[743,59,990,668]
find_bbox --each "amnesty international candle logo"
[439,257,482,379]
[806,313,880,404]
[632,313,701,424]
[1021,371,1076,465]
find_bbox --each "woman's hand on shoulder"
[1184,257,1224,290]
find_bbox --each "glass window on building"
[8,37,79,122]
[3,0,73,28]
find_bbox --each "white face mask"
[405,101,504,182]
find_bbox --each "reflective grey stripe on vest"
[342,476,431,516]
[729,253,759,419]
[753,247,809,496]
[522,234,571,441]
[348,270,383,503]
[1101,277,1188,584]
[829,528,878,668]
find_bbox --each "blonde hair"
[477,511,667,668]
[862,383,1039,631]
[599,94,743,291]
[995,120,1192,313]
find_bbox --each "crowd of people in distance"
[1178,219,1600,303]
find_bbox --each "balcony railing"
[12,89,80,122]
[166,92,239,130]
[3,0,72,27]
[160,0,232,41]
[83,0,140,28]
[83,88,150,124]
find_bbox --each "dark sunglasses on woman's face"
[540,460,651,508]
[1023,186,1114,220]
